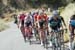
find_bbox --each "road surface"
[0,22,47,50]
[0,21,70,50]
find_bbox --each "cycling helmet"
[70,20,75,26]
[53,10,59,15]
[52,10,59,17]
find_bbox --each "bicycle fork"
[69,36,75,50]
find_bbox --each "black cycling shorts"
[50,25,61,30]
[69,24,75,36]
[21,20,24,26]
[39,20,45,29]
[25,21,31,27]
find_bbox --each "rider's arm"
[30,15,33,26]
[60,17,67,32]
[61,16,66,27]
[48,17,53,26]
[17,15,21,28]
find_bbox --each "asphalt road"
[0,21,71,50]
[0,22,48,50]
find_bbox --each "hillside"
[0,1,75,32]
[61,3,75,26]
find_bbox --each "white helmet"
[52,10,59,15]
[52,10,59,17]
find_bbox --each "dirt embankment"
[1,3,75,32]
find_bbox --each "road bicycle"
[50,29,67,50]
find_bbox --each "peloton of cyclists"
[17,12,26,41]
[69,14,75,50]
[14,8,75,50]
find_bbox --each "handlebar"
[50,28,67,33]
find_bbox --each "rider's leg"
[20,26,26,41]
[34,24,39,40]
[39,28,45,46]
[69,25,74,41]
[39,29,43,45]
[69,25,74,50]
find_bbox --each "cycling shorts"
[25,21,31,27]
[50,24,62,30]
[21,20,24,26]
[39,20,45,29]
[69,24,75,36]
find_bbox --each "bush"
[58,7,65,14]
[0,20,9,32]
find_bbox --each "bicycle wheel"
[20,25,26,42]
[25,26,32,45]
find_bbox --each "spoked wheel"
[34,29,40,41]
[28,36,32,45]
[41,32,49,49]
[24,36,26,42]
[44,39,49,50]
[25,26,32,45]
[69,36,75,50]
[42,39,48,48]
[52,39,59,50]
[20,25,27,42]
[51,31,61,50]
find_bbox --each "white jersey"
[24,14,33,24]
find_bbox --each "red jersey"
[34,14,38,21]
[37,14,48,21]
[19,14,26,21]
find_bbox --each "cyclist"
[24,13,33,42]
[37,11,48,46]
[49,10,67,31]
[69,14,75,50]
[33,11,39,40]
[69,14,75,39]
[48,10,67,48]
[33,11,39,26]
[48,12,62,48]
[28,12,34,26]
[18,12,26,41]
[12,14,18,24]
[30,11,37,27]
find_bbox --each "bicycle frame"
[39,28,48,49]
[69,34,75,50]
[25,26,32,44]
[50,29,67,50]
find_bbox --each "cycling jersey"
[37,14,48,21]
[49,17,62,30]
[69,15,75,27]
[43,14,48,21]
[18,14,26,27]
[37,14,48,29]
[34,13,38,21]
[19,14,26,21]
[24,15,33,27]
[70,20,75,27]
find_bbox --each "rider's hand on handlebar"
[64,27,67,33]
[18,25,19,28]
[65,29,68,33]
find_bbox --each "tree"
[0,0,4,17]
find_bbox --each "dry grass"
[45,3,75,42]
[0,19,9,32]
[60,3,75,42]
